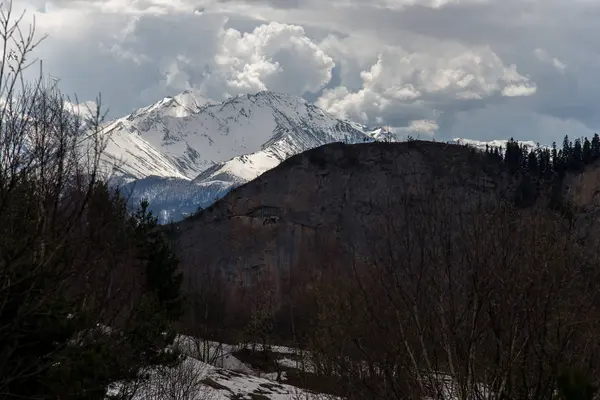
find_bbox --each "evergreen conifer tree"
[583,137,592,165]
[540,148,552,179]
[131,199,184,321]
[527,149,539,175]
[1,187,185,399]
[505,138,521,174]
[592,133,600,161]
[573,138,584,170]
[552,142,559,172]
[563,135,571,160]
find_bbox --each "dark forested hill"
[172,140,512,290]
[169,139,600,399]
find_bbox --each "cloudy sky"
[14,0,600,143]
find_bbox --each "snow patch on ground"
[173,336,254,374]
[107,353,332,400]
[108,336,490,400]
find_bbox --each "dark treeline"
[480,134,600,209]
[484,134,600,177]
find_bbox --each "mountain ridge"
[171,140,512,296]
[99,90,541,222]
[101,90,404,221]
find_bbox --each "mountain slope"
[102,90,401,221]
[102,90,545,222]
[171,140,514,307]
[102,90,382,181]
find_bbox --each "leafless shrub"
[305,165,600,400]
[142,357,216,400]
[181,266,231,367]
[0,3,181,397]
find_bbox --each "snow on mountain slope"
[101,90,217,180]
[103,90,401,221]
[102,86,545,223]
[451,138,540,152]
[366,126,398,142]
[102,125,190,181]
[102,90,383,183]
[191,114,376,186]
[119,176,232,223]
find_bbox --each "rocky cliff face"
[171,141,512,289]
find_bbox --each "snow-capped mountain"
[366,126,398,142]
[450,138,541,152]
[102,90,402,221]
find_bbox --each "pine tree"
[521,145,530,170]
[540,148,553,180]
[0,8,185,395]
[527,149,539,175]
[0,186,184,399]
[131,199,184,320]
[573,138,584,170]
[592,133,600,161]
[549,174,566,211]
[505,138,521,174]
[493,147,501,159]
[552,141,559,172]
[563,135,571,161]
[583,137,592,165]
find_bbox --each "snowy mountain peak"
[127,90,216,121]
[102,90,404,221]
[166,90,216,116]
[102,90,401,182]
[237,90,308,105]
[366,126,397,142]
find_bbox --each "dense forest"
[483,134,600,176]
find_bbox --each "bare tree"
[182,266,229,367]
[0,2,116,394]
[0,3,184,398]
[110,357,215,400]
[143,358,215,400]
[305,160,600,400]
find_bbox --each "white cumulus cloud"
[214,22,335,97]
[15,0,600,143]
[316,42,536,134]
